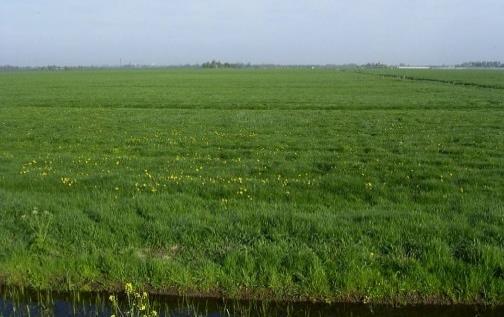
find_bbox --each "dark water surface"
[0,290,502,317]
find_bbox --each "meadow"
[364,68,504,89]
[0,68,503,304]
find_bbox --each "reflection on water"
[0,289,502,317]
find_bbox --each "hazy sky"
[1,0,503,66]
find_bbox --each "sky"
[1,0,503,66]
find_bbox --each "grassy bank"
[0,69,503,304]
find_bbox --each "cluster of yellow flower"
[109,283,157,317]
[213,129,257,139]
[73,157,95,165]
[61,176,76,187]
[237,187,248,195]
[135,182,158,193]
[19,159,53,177]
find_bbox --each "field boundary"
[354,70,504,90]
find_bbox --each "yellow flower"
[125,282,134,294]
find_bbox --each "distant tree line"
[0,62,387,71]
[201,60,251,69]
[3,61,503,72]
[457,61,503,68]
[360,62,390,69]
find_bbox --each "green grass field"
[0,69,503,304]
[365,68,504,89]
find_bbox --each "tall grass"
[0,69,503,304]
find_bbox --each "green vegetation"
[364,68,504,89]
[109,283,158,317]
[0,69,503,304]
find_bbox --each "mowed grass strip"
[0,69,503,304]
